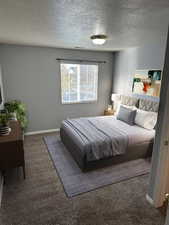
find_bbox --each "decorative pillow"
[139,99,159,112]
[115,104,137,116]
[135,109,157,130]
[117,105,136,125]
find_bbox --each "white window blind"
[61,63,98,104]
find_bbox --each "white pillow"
[135,109,157,130]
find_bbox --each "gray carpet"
[44,135,151,197]
[1,133,165,225]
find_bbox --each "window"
[61,63,98,104]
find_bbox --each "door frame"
[147,28,169,208]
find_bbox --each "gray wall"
[112,41,166,99]
[0,45,114,132]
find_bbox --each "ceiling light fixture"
[90,34,107,45]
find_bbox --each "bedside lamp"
[107,104,112,111]
[111,93,120,102]
[111,93,121,110]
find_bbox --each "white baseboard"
[25,128,60,136]
[146,194,154,206]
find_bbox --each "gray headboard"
[114,94,159,112]
[138,98,159,112]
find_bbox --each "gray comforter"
[63,117,128,161]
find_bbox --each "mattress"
[60,116,155,171]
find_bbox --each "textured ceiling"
[0,0,168,51]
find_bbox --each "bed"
[60,96,159,171]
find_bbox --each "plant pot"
[9,112,17,121]
[0,125,11,136]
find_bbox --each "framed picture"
[132,70,162,97]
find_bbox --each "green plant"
[4,100,28,130]
[0,113,10,127]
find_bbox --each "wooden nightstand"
[0,121,25,179]
[104,109,115,116]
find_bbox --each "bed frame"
[60,95,158,172]
[60,127,153,172]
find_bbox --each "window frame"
[60,62,99,105]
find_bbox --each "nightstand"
[104,109,115,116]
[0,121,25,179]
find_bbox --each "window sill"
[61,100,98,105]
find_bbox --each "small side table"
[104,109,115,116]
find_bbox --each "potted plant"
[4,100,28,131]
[0,113,10,135]
[9,112,17,121]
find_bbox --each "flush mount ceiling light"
[90,34,107,45]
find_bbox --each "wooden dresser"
[0,121,25,179]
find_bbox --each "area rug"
[44,135,151,198]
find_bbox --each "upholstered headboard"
[138,98,159,112]
[112,94,159,113]
[120,95,139,107]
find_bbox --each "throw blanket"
[64,117,129,161]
